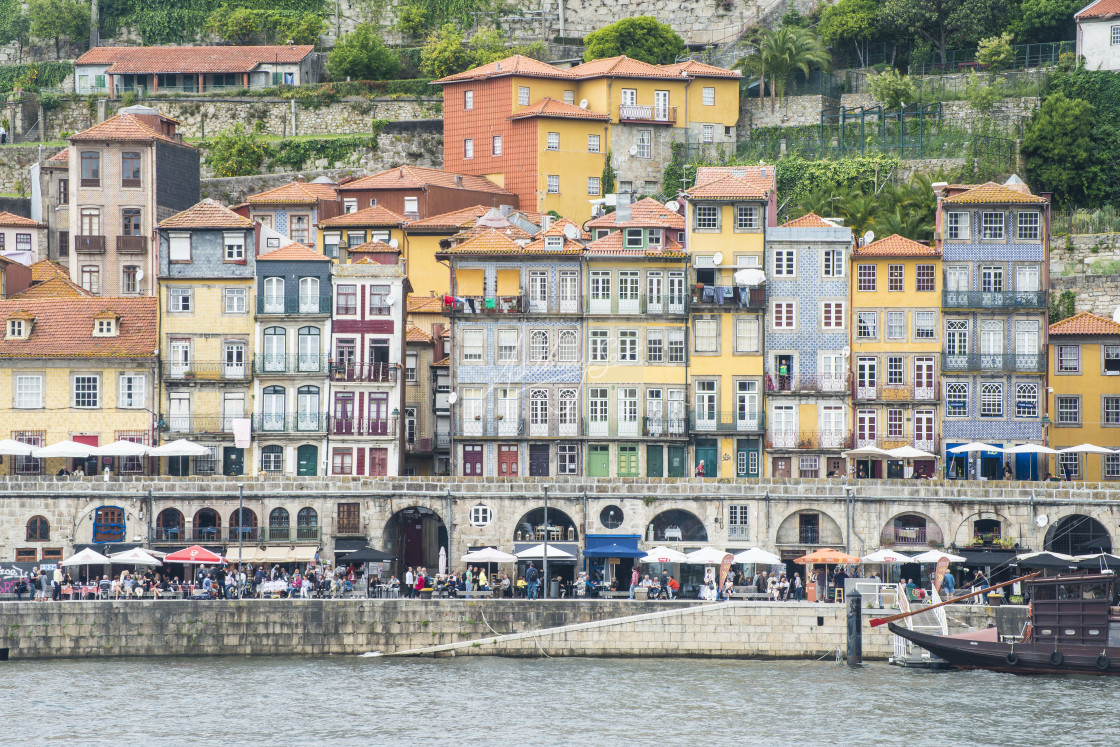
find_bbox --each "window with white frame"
[558,330,577,361]
[14,374,42,408]
[588,134,600,152]
[772,302,795,328]
[647,228,662,246]
[823,248,844,276]
[497,329,518,363]
[1113,25,1120,45]
[1016,383,1038,418]
[695,205,718,229]
[589,329,609,362]
[558,444,579,475]
[624,228,643,248]
[462,329,484,362]
[1105,396,1120,425]
[916,264,936,291]
[946,212,969,240]
[945,265,969,291]
[980,382,1003,417]
[887,408,904,438]
[668,329,685,362]
[773,248,795,276]
[735,205,759,229]
[224,287,247,313]
[822,301,844,329]
[518,86,530,105]
[914,311,935,339]
[1106,453,1120,479]
[547,175,559,193]
[735,317,759,352]
[946,382,968,417]
[636,130,651,158]
[170,287,192,312]
[463,138,474,159]
[469,504,492,527]
[856,311,878,339]
[1055,344,1080,372]
[563,90,575,104]
[946,320,968,355]
[73,375,100,408]
[887,356,904,385]
[702,124,714,143]
[530,330,549,362]
[981,265,1004,292]
[119,373,145,408]
[464,90,473,110]
[547,131,559,150]
[618,330,638,361]
[168,231,191,261]
[981,212,1005,239]
[588,177,601,196]
[1059,452,1081,479]
[492,135,502,155]
[702,86,715,105]
[857,264,876,291]
[1106,345,1120,374]
[1017,211,1040,241]
[695,319,718,352]
[888,264,904,292]
[1057,396,1080,424]
[887,311,905,340]
[224,232,245,262]
[799,456,820,477]
[647,329,664,362]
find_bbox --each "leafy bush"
[419,24,544,79]
[976,32,1015,71]
[584,16,685,64]
[963,70,1005,111]
[867,68,916,109]
[205,124,269,177]
[327,24,401,81]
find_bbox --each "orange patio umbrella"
[794,548,860,565]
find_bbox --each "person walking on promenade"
[791,573,804,601]
[405,567,415,599]
[215,565,227,599]
[526,562,540,600]
[52,564,63,601]
[629,566,640,600]
[465,566,474,592]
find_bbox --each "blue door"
[1015,452,1036,481]
[946,443,966,479]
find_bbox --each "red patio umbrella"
[163,545,226,565]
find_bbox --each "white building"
[1077,0,1120,71]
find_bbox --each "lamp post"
[542,486,549,598]
[237,483,244,573]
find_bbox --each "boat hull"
[888,623,1120,676]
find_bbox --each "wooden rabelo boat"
[884,573,1120,675]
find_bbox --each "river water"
[6,655,1116,745]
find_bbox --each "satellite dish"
[842,345,851,358]
[1036,514,1049,528]
[135,270,144,281]
[665,200,680,212]
[388,238,399,249]
[863,230,875,245]
[447,392,458,404]
[713,252,723,265]
[563,224,581,240]
[628,145,638,157]
[579,98,588,109]
[384,293,396,306]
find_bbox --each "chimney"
[499,204,513,217]
[616,191,632,223]
[542,214,554,230]
[454,174,463,188]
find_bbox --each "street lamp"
[237,483,244,573]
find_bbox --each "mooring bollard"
[847,589,862,666]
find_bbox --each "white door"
[821,353,845,391]
[618,271,639,314]
[169,393,190,432]
[529,271,548,313]
[980,321,1003,369]
[856,357,877,400]
[497,388,518,436]
[588,389,609,437]
[654,90,670,120]
[618,388,639,436]
[169,341,190,377]
[668,272,686,313]
[558,389,578,436]
[646,389,663,436]
[262,388,285,431]
[264,330,286,372]
[1015,320,1039,369]
[646,272,664,314]
[559,271,578,313]
[694,381,716,430]
[263,277,284,313]
[914,410,935,451]
[770,405,796,447]
[820,406,845,448]
[915,357,935,400]
[856,410,877,448]
[668,390,685,435]
[736,380,758,430]
[224,342,246,379]
[298,328,320,372]
[297,388,319,431]
[589,271,611,313]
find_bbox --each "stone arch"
[155,508,184,541]
[880,510,944,549]
[950,511,1014,548]
[230,507,258,541]
[513,507,579,542]
[193,508,220,541]
[383,505,448,572]
[646,509,707,543]
[1045,514,1112,555]
[775,509,843,547]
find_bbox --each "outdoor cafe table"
[258,580,288,596]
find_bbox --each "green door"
[667,446,685,477]
[737,438,759,477]
[588,445,609,477]
[297,445,318,476]
[646,445,664,477]
[694,440,718,477]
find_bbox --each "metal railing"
[150,525,320,543]
[455,417,526,438]
[689,411,763,433]
[798,527,820,544]
[579,417,689,438]
[618,104,677,124]
[941,353,1046,373]
[434,433,451,449]
[446,295,526,314]
[334,520,363,535]
[328,416,398,437]
[728,525,751,541]
[252,413,328,433]
[116,235,146,253]
[941,290,1046,309]
[880,525,944,547]
[853,382,939,402]
[880,436,941,454]
[585,294,688,315]
[405,437,432,453]
[164,415,240,434]
[766,430,852,450]
[691,285,765,309]
[74,235,105,254]
[254,354,327,374]
[329,362,398,382]
[765,372,850,394]
[256,294,332,315]
[1052,207,1120,236]
[162,362,252,381]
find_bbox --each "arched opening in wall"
[155,508,184,542]
[1046,514,1112,555]
[881,512,944,550]
[512,507,580,592]
[775,510,845,587]
[297,507,318,542]
[383,506,448,577]
[513,508,579,543]
[646,509,707,544]
[269,508,291,542]
[193,508,220,543]
[26,515,50,541]
[230,508,258,542]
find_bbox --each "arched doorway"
[155,508,184,542]
[880,512,944,550]
[193,508,220,542]
[1046,514,1112,555]
[775,510,845,589]
[513,508,580,592]
[513,508,579,543]
[384,506,448,574]
[646,509,707,544]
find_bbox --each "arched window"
[92,506,125,543]
[297,507,318,541]
[298,277,320,312]
[298,326,321,372]
[261,445,284,473]
[297,385,320,430]
[263,277,285,313]
[263,326,287,372]
[230,508,258,541]
[193,508,220,542]
[26,515,49,541]
[156,508,184,541]
[262,386,285,431]
[269,508,290,541]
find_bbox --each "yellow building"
[401,205,505,298]
[157,201,258,476]
[849,235,942,478]
[1047,312,1120,481]
[583,199,690,478]
[317,204,406,263]
[682,169,770,477]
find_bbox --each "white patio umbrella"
[732,547,782,565]
[861,548,916,564]
[912,549,967,564]
[948,442,1005,453]
[514,544,574,560]
[641,546,689,564]
[60,547,112,567]
[461,547,518,563]
[438,546,447,575]
[0,438,34,455]
[1058,443,1118,454]
[686,547,732,564]
[148,439,211,457]
[33,440,95,458]
[109,547,162,566]
[92,440,151,457]
[732,268,766,286]
[886,446,938,460]
[842,446,893,458]
[1004,444,1060,455]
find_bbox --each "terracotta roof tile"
[942,181,1047,205]
[686,173,768,200]
[46,149,69,163]
[694,165,775,194]
[30,260,69,283]
[407,296,445,313]
[1077,0,1120,18]
[159,199,254,229]
[780,212,839,229]
[541,217,588,239]
[405,205,495,231]
[1049,311,1120,336]
[659,60,741,78]
[75,45,313,74]
[566,55,681,79]
[319,204,406,227]
[509,97,609,120]
[584,231,686,257]
[0,211,41,227]
[70,112,188,146]
[519,235,584,254]
[442,229,528,254]
[245,181,337,205]
[434,54,571,83]
[433,356,450,366]
[0,298,157,358]
[451,223,535,243]
[852,234,940,257]
[348,240,400,254]
[12,274,93,300]
[338,166,511,195]
[258,242,328,261]
[406,325,433,343]
[586,198,685,229]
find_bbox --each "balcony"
[880,524,944,547]
[328,416,398,437]
[74,235,105,254]
[164,415,241,435]
[766,430,852,450]
[729,525,751,541]
[940,353,1046,373]
[585,294,687,315]
[162,362,252,382]
[455,417,526,438]
[798,527,820,544]
[434,433,451,449]
[691,285,765,310]
[853,382,939,402]
[329,362,398,382]
[880,436,941,454]
[254,354,327,375]
[256,294,332,315]
[252,412,328,433]
[405,437,432,454]
[116,235,147,254]
[765,372,850,394]
[446,295,525,314]
[579,417,687,439]
[942,290,1046,309]
[689,411,764,433]
[618,104,677,124]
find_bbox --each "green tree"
[273,12,325,45]
[880,0,1003,64]
[583,16,685,65]
[737,27,831,112]
[206,124,269,178]
[817,0,878,67]
[1021,92,1107,208]
[963,69,1005,111]
[468,27,545,66]
[868,68,917,108]
[327,24,401,81]
[1013,0,1081,43]
[395,3,433,38]
[419,23,475,78]
[206,6,259,44]
[601,152,616,196]
[976,32,1015,71]
[0,0,31,64]
[28,0,90,60]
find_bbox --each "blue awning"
[584,535,643,558]
[583,544,646,558]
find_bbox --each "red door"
[462,444,483,476]
[403,514,423,567]
[498,444,519,476]
[370,447,387,476]
[333,394,354,434]
[369,392,388,435]
[74,434,99,473]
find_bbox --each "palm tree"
[873,205,932,242]
[836,191,880,238]
[737,27,831,112]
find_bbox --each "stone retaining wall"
[1050,234,1120,277]
[1050,274,1120,317]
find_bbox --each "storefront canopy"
[584,534,642,558]
[338,546,395,564]
[584,543,646,558]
